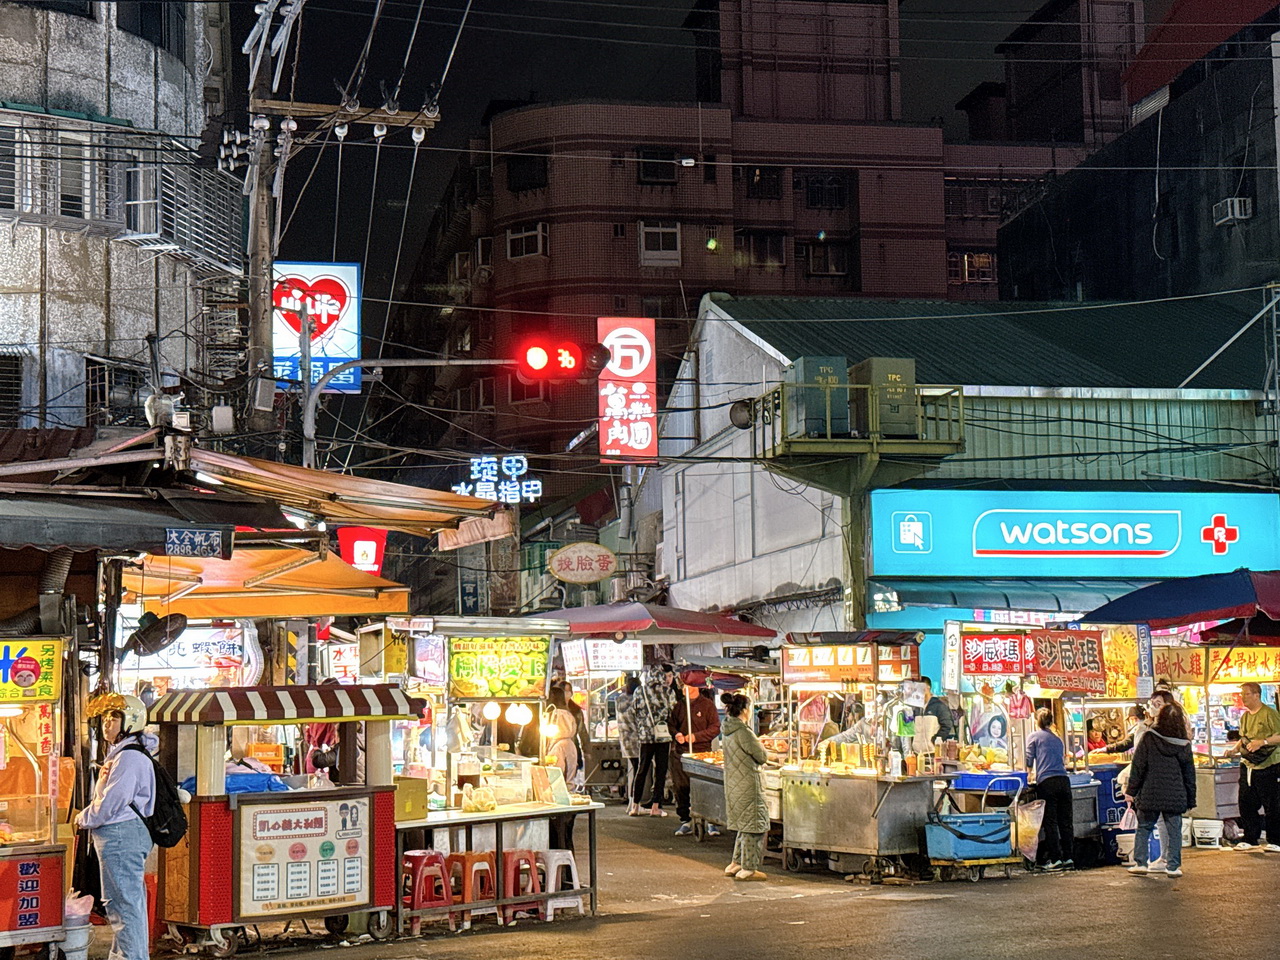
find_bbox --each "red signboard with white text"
[597,317,657,462]
[337,526,387,576]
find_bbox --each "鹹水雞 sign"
[1033,629,1106,694]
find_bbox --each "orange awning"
[187,449,496,538]
[123,547,410,619]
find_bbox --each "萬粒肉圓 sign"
[870,490,1280,578]
[447,636,550,700]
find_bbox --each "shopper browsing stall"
[1025,707,1073,871]
[78,694,156,960]
[1125,703,1196,878]
[720,693,768,882]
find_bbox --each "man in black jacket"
[918,677,956,743]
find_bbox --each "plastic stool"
[402,850,454,935]
[444,851,497,929]
[500,849,544,923]
[535,849,585,921]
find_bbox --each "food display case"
[561,637,643,795]
[0,639,69,954]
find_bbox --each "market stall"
[775,632,953,882]
[152,683,415,956]
[0,638,70,957]
[560,636,644,795]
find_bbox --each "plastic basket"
[925,813,1013,860]
[951,770,1028,792]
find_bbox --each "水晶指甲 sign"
[272,262,362,393]
[597,316,657,462]
[870,490,1280,578]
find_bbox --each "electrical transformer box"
[849,357,918,437]
[784,356,850,438]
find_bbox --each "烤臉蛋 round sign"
[547,542,619,585]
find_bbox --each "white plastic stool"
[535,849,585,920]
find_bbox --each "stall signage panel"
[238,798,370,918]
[871,490,1280,577]
[585,639,642,674]
[560,640,588,677]
[1154,646,1208,685]
[0,851,62,932]
[272,261,362,392]
[1200,647,1280,684]
[0,641,62,702]
[447,637,551,700]
[597,316,657,462]
[411,634,446,685]
[962,633,1036,676]
[781,645,919,686]
[1033,630,1107,695]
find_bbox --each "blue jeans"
[1134,810,1182,871]
[92,818,152,960]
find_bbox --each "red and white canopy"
[151,684,414,725]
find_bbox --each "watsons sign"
[973,510,1180,558]
[871,490,1280,579]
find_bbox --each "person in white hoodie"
[79,694,156,960]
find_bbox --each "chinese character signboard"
[585,638,643,674]
[1033,630,1107,695]
[547,542,618,585]
[781,644,919,687]
[447,636,551,700]
[0,850,62,934]
[0,641,62,702]
[1153,646,1209,685]
[164,527,229,559]
[451,455,543,504]
[237,797,370,918]
[961,632,1037,676]
[597,316,657,462]
[272,262,362,393]
[336,526,387,575]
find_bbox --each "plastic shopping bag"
[1118,805,1138,831]
[1014,799,1046,862]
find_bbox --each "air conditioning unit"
[1213,197,1253,227]
[524,572,564,612]
[609,578,629,603]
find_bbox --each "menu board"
[411,633,446,684]
[781,644,919,686]
[585,639,642,674]
[238,797,370,918]
[447,636,551,700]
[1032,630,1107,695]
[560,639,588,677]
[0,639,62,702]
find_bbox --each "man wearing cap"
[669,671,721,836]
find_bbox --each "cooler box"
[1089,764,1127,827]
[925,813,1013,860]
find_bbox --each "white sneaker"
[1265,844,1280,853]
[1235,841,1260,851]
[1148,858,1167,872]
[1127,864,1149,874]
[1164,867,1183,877]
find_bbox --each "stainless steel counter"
[781,771,947,859]
[682,756,783,828]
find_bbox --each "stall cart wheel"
[1002,864,1014,879]
[693,819,706,842]
[367,911,393,941]
[783,847,802,872]
[323,915,350,937]
[207,927,243,959]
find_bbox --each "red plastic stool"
[402,850,454,935]
[444,851,497,929]
[500,849,544,923]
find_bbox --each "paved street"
[272,805,1280,960]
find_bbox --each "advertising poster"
[1032,630,1107,695]
[238,797,370,918]
[0,850,62,933]
[272,261,362,393]
[447,636,550,700]
[0,640,62,702]
[597,316,657,462]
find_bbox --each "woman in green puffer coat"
[721,692,769,881]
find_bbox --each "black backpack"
[122,743,189,848]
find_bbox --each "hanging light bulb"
[482,701,501,721]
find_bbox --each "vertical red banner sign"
[597,317,658,462]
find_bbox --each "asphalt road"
[276,806,1279,960]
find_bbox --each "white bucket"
[1193,819,1224,848]
[61,922,92,960]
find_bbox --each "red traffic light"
[516,339,608,380]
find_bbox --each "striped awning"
[150,684,415,726]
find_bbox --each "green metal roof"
[710,293,1268,389]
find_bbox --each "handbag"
[1240,743,1277,765]
[641,687,672,743]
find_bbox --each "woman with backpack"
[79,694,157,960]
[1125,702,1196,878]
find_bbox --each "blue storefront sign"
[871,490,1280,578]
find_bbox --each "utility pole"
[245,102,277,433]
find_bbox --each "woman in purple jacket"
[79,694,156,960]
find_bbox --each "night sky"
[236,0,1176,341]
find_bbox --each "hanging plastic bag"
[1014,799,1046,862]
[1118,805,1138,831]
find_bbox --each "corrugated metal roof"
[711,293,1267,389]
[0,428,97,466]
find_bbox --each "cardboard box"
[394,776,429,822]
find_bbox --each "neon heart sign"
[271,262,363,394]
[272,275,350,340]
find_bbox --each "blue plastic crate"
[926,813,1013,860]
[951,770,1028,792]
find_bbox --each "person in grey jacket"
[79,694,157,960]
[630,664,676,816]
[1125,703,1196,878]
[720,692,769,881]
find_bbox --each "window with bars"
[798,241,850,276]
[507,222,548,259]
[85,359,148,426]
[124,152,159,234]
[0,356,22,427]
[0,128,15,210]
[58,133,90,219]
[947,251,997,283]
[638,221,680,266]
[944,180,1003,219]
[805,175,848,210]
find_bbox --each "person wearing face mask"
[78,694,157,960]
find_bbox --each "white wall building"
[0,1,242,429]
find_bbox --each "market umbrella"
[1081,569,1280,630]
[1198,613,1280,644]
[534,601,777,640]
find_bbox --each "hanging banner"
[272,261,362,393]
[1032,629,1107,695]
[597,316,658,462]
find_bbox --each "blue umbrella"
[1081,568,1280,629]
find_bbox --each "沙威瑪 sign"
[1033,629,1107,695]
